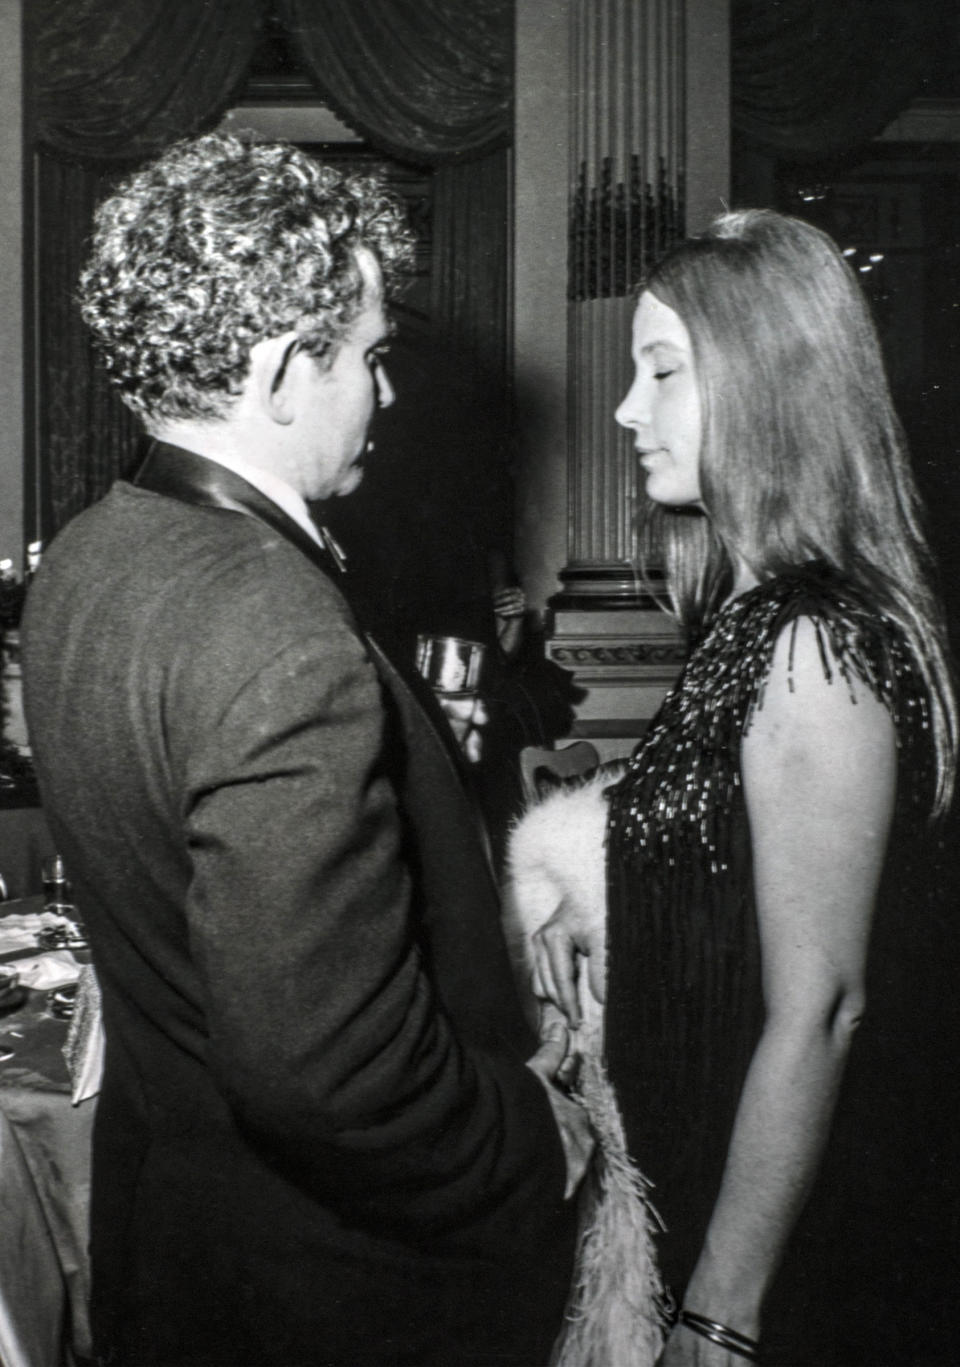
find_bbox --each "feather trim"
[550,1045,669,1367]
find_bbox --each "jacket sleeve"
[179,593,568,1255]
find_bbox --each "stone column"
[514,0,729,759]
[562,0,686,606]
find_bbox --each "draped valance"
[732,0,953,161]
[28,0,262,163]
[29,0,948,169]
[28,0,511,167]
[275,0,512,164]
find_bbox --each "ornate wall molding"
[551,641,687,667]
[569,154,683,302]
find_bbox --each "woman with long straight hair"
[526,209,957,1365]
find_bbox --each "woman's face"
[615,290,703,508]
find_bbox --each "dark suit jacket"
[22,445,574,1367]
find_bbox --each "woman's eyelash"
[653,368,675,380]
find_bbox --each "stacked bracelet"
[678,1310,761,1361]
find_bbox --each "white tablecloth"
[0,900,95,1366]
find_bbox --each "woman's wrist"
[681,1265,763,1342]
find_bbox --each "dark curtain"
[732,0,952,160]
[27,0,264,537]
[31,0,512,167]
[432,151,510,385]
[29,0,262,162]
[33,154,140,534]
[277,0,511,165]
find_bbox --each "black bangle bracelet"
[679,1310,761,1361]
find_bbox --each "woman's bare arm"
[664,618,897,1362]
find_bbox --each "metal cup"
[414,635,486,696]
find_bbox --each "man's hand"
[526,1011,594,1198]
[437,694,487,763]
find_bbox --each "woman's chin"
[645,480,701,509]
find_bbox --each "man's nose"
[375,362,395,409]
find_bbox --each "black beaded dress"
[603,565,958,1365]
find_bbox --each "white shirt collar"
[200,449,325,549]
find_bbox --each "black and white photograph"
[0,3,958,1365]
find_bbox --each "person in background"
[529,209,957,1365]
[22,132,588,1367]
[489,548,527,660]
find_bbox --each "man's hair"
[77,133,415,424]
[639,208,956,812]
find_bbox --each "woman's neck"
[720,556,760,608]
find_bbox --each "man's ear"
[248,331,302,425]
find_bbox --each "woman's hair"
[77,132,415,425]
[642,207,956,812]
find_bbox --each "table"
[0,900,95,1367]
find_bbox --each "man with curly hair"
[21,133,584,1367]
